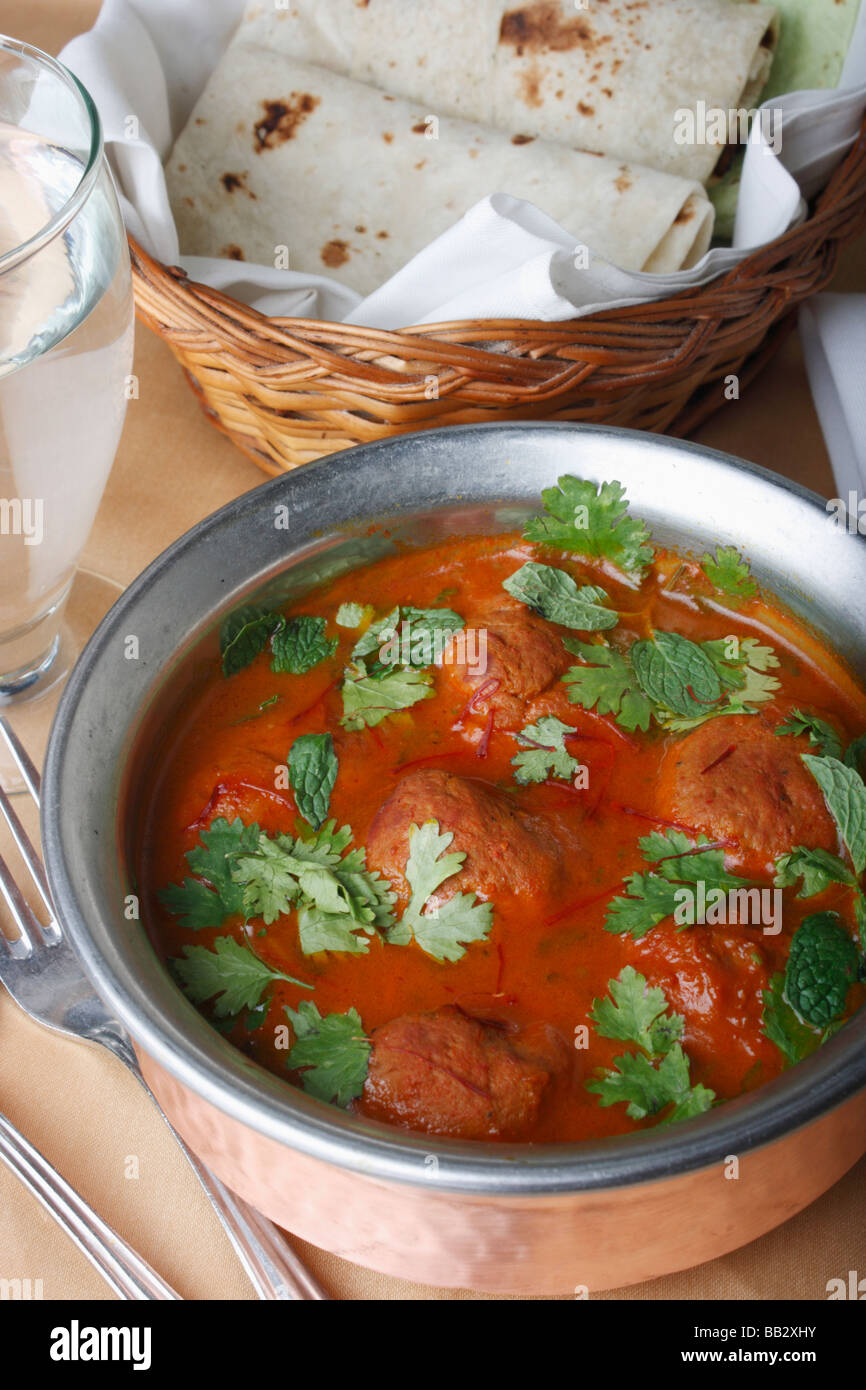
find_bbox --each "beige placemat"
[0,0,864,1302]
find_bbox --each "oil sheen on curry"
[139,477,866,1145]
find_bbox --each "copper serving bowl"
[42,424,866,1295]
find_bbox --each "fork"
[0,716,328,1302]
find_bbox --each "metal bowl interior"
[41,422,866,1198]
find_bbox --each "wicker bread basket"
[131,119,866,477]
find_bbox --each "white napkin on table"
[60,0,866,329]
[800,294,866,507]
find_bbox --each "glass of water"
[0,35,133,784]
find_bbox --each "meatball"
[632,924,782,1096]
[441,598,566,729]
[656,715,836,869]
[366,768,567,903]
[360,1006,565,1140]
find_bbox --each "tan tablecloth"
[1,0,864,1302]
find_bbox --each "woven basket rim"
[131,113,866,344]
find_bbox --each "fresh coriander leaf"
[589,965,684,1056]
[407,892,493,963]
[512,715,581,785]
[290,818,354,866]
[639,829,747,888]
[604,872,682,940]
[220,605,284,677]
[700,546,757,600]
[395,820,493,962]
[502,561,616,631]
[297,904,374,955]
[762,973,825,1067]
[844,731,866,777]
[159,877,229,932]
[562,639,653,732]
[336,602,368,628]
[631,632,722,719]
[286,1000,370,1106]
[159,816,260,928]
[774,846,856,898]
[734,654,782,708]
[776,709,843,761]
[604,830,750,939]
[231,825,395,944]
[587,968,714,1124]
[784,911,859,1028]
[271,616,337,675]
[524,476,653,579]
[737,639,779,675]
[803,754,866,875]
[231,835,304,925]
[587,1044,714,1123]
[404,819,464,909]
[340,660,434,730]
[171,935,311,1017]
[288,732,338,830]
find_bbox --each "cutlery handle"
[0,1111,180,1301]
[177,1145,330,1301]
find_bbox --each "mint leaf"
[631,632,722,719]
[350,606,401,663]
[784,911,859,1028]
[512,715,581,785]
[352,606,464,670]
[288,732,338,830]
[650,636,780,732]
[589,965,684,1056]
[400,606,464,666]
[700,546,757,600]
[221,605,283,677]
[159,816,260,928]
[171,935,311,1017]
[776,709,843,761]
[502,561,616,631]
[803,754,866,875]
[762,973,825,1067]
[286,1000,370,1106]
[340,660,434,730]
[774,846,856,898]
[562,639,653,732]
[524,476,653,579]
[271,616,337,675]
[395,820,493,962]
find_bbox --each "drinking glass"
[0,35,134,788]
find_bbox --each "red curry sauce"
[138,530,866,1144]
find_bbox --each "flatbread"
[166,49,713,297]
[239,0,779,182]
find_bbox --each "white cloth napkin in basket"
[61,0,866,329]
